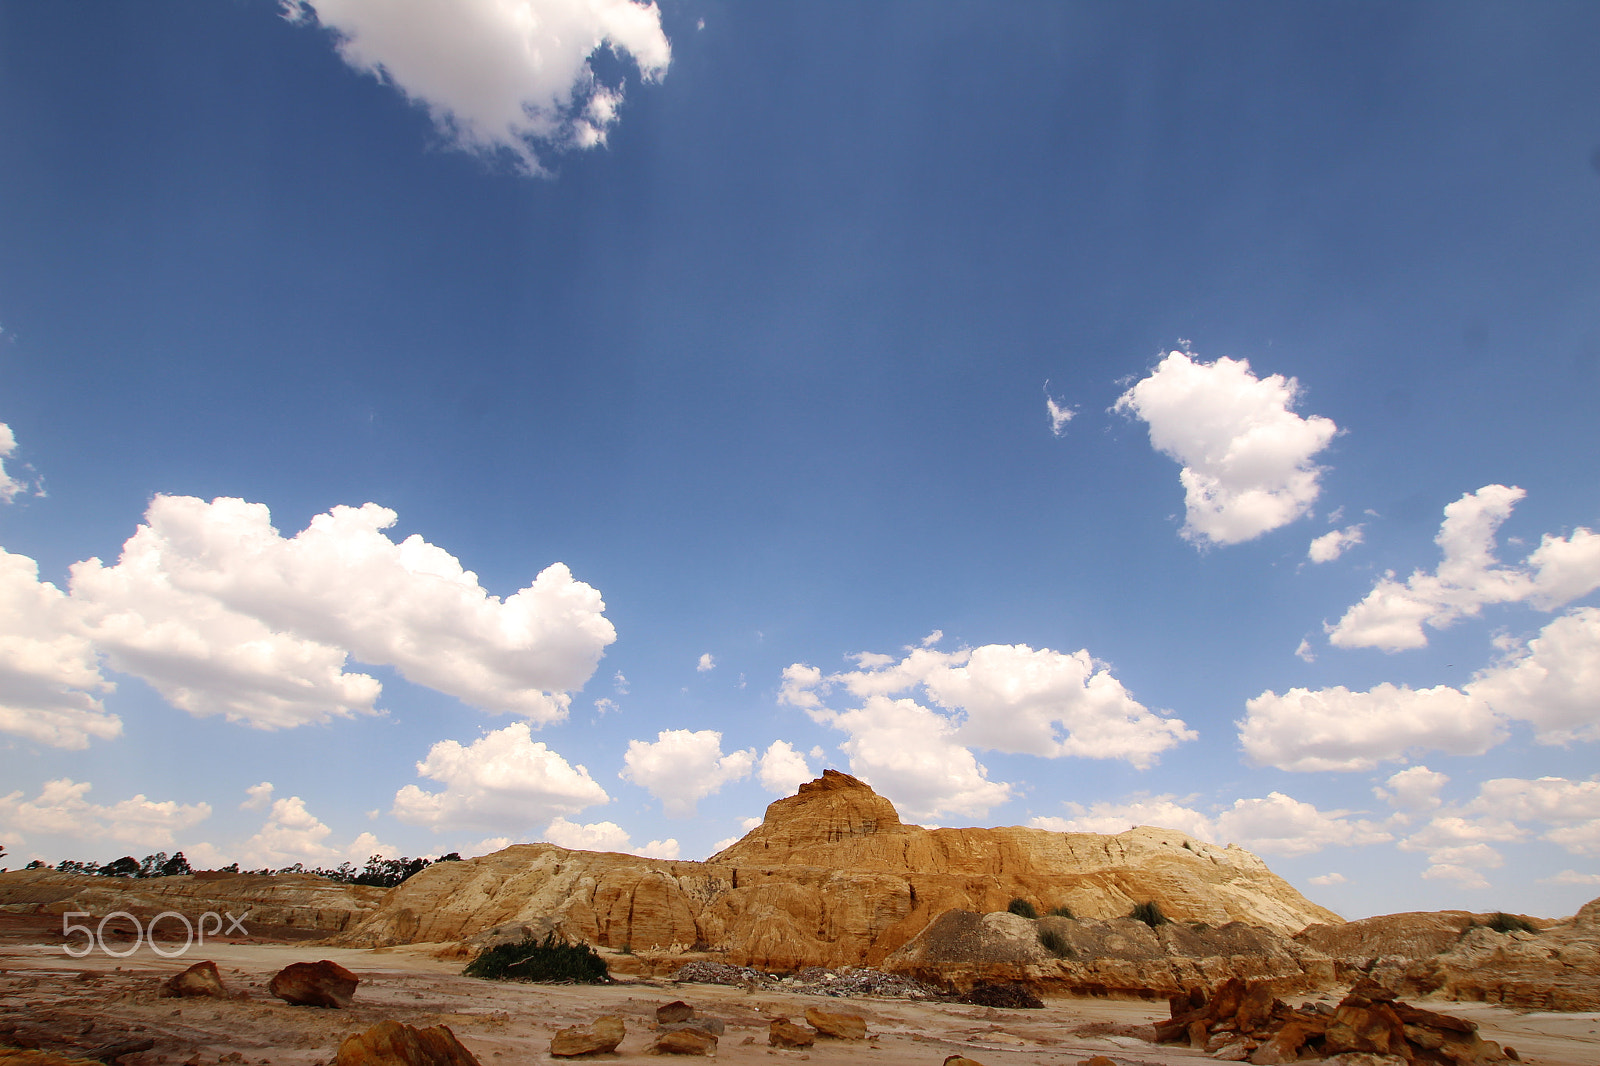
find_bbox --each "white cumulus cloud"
[1113,351,1338,547]
[0,778,210,849]
[1308,524,1365,563]
[0,548,119,749]
[1468,607,1600,744]
[233,795,394,869]
[817,695,1014,821]
[697,652,715,673]
[0,422,35,503]
[1032,790,1390,857]
[393,722,610,832]
[1239,683,1502,772]
[283,0,671,173]
[756,739,813,795]
[1308,873,1348,886]
[786,643,1193,769]
[67,495,615,730]
[1374,766,1450,813]
[542,816,631,852]
[620,729,755,817]
[241,782,276,810]
[1328,486,1600,651]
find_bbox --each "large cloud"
[232,795,392,869]
[1031,790,1390,857]
[0,549,119,749]
[283,0,671,172]
[1468,607,1600,744]
[1247,604,1600,770]
[65,495,615,729]
[816,695,1014,822]
[787,643,1193,768]
[1328,486,1600,651]
[393,722,610,832]
[1113,351,1338,547]
[619,729,755,817]
[1239,683,1503,772]
[0,778,210,850]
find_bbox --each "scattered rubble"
[1154,976,1512,1064]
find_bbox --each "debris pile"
[786,966,943,999]
[1154,977,1513,1064]
[670,960,772,987]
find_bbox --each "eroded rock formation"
[335,771,1339,971]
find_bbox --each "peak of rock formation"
[335,773,1340,972]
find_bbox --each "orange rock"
[270,959,360,1008]
[804,1006,866,1039]
[334,1020,480,1065]
[647,1028,717,1055]
[550,1015,625,1057]
[768,1018,815,1048]
[160,959,227,998]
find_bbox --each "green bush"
[1129,900,1168,927]
[463,933,611,983]
[1047,905,1075,919]
[1485,912,1538,934]
[1007,898,1039,920]
[1038,927,1073,958]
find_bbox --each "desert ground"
[2,917,1597,1066]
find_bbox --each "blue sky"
[1,0,1598,922]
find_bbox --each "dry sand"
[2,928,1597,1065]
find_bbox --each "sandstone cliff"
[1296,897,1600,1011]
[335,771,1340,970]
[0,868,386,934]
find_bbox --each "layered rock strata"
[336,771,1339,971]
[0,868,385,934]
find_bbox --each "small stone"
[1078,1058,1118,1066]
[943,1058,987,1066]
[769,1019,815,1048]
[803,1007,866,1040]
[269,960,360,1008]
[657,1001,694,1024]
[162,960,229,999]
[550,1016,625,1057]
[647,1028,717,1055]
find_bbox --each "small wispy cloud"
[697,653,716,673]
[1044,382,1075,437]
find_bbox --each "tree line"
[14,850,460,888]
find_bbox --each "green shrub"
[1047,905,1075,919]
[1038,927,1073,958]
[1007,898,1039,920]
[464,933,611,983]
[1129,900,1168,927]
[1485,912,1538,935]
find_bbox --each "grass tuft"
[1047,905,1075,919]
[1485,912,1538,935]
[1038,927,1073,958]
[1007,898,1039,920]
[1129,900,1169,928]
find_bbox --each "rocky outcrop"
[1298,898,1600,1010]
[0,868,385,934]
[336,771,1339,971]
[884,909,1336,996]
[549,1015,625,1057]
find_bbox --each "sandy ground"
[2,929,1597,1065]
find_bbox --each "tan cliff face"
[335,771,1341,970]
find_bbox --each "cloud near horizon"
[1114,351,1338,548]
[283,0,671,173]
